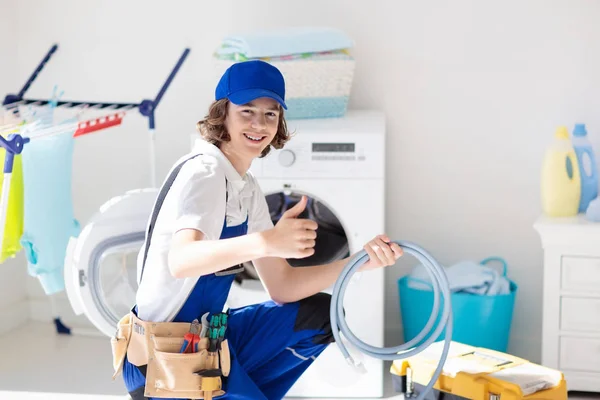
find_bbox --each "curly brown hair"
[196,99,292,158]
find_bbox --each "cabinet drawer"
[561,256,600,293]
[560,297,600,332]
[560,336,600,372]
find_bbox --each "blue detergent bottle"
[572,123,598,213]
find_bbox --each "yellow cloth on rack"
[0,149,24,262]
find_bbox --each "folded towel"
[215,27,354,59]
[407,260,511,296]
[214,48,353,62]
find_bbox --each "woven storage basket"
[213,56,355,119]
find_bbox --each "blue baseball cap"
[215,60,287,109]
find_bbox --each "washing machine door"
[266,192,350,267]
[229,191,350,308]
[65,189,157,337]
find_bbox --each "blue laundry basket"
[398,257,517,352]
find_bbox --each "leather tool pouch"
[111,311,230,400]
[111,313,133,380]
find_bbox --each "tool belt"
[110,311,230,400]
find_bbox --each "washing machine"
[64,109,386,398]
[229,109,387,398]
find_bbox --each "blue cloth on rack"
[215,27,354,59]
[20,127,80,295]
[407,260,511,296]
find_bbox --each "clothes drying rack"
[0,43,190,335]
[3,43,190,188]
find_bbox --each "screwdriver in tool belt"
[211,312,226,327]
[208,327,219,353]
[209,315,218,330]
[216,326,226,349]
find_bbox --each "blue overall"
[122,216,334,400]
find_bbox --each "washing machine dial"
[278,149,296,167]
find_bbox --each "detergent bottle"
[541,126,581,217]
[571,123,598,213]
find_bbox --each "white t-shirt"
[135,138,274,322]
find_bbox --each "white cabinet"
[534,215,600,392]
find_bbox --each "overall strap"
[214,177,246,277]
[139,153,202,282]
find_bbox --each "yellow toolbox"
[390,341,568,400]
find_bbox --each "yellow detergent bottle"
[541,126,581,217]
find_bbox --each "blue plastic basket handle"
[479,256,508,277]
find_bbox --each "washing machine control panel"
[253,131,384,179]
[310,142,361,162]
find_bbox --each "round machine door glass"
[92,234,142,326]
[239,192,349,282]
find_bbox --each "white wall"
[10,0,600,363]
[0,0,29,335]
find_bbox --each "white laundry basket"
[213,55,355,119]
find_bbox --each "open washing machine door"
[228,191,350,308]
[64,188,157,337]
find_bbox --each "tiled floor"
[0,322,597,400]
[0,393,595,400]
[0,321,402,399]
[0,322,126,398]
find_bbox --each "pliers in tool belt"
[179,319,201,353]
